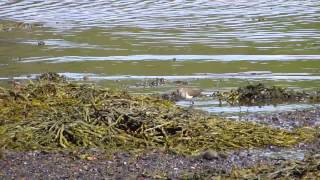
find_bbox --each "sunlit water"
[0,0,320,114]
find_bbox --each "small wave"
[2,72,319,81]
[20,55,320,63]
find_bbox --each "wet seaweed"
[0,74,317,155]
[214,83,320,106]
[36,72,67,83]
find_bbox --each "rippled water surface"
[1,0,320,113]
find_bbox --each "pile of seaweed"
[215,83,320,106]
[0,73,317,155]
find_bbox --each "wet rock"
[37,41,45,46]
[83,76,90,81]
[202,150,227,161]
[202,150,219,160]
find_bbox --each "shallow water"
[0,0,320,114]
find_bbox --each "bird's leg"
[190,99,194,106]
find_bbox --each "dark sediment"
[1,138,319,179]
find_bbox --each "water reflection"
[1,72,320,81]
[0,0,319,51]
[20,55,320,63]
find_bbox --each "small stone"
[37,41,45,46]
[202,150,219,160]
[86,156,97,161]
[83,76,89,81]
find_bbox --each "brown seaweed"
[0,74,317,155]
[214,83,319,106]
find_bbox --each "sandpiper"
[176,87,202,105]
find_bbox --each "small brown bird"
[176,87,202,105]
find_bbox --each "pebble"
[37,41,45,46]
[83,76,90,81]
[202,150,227,160]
